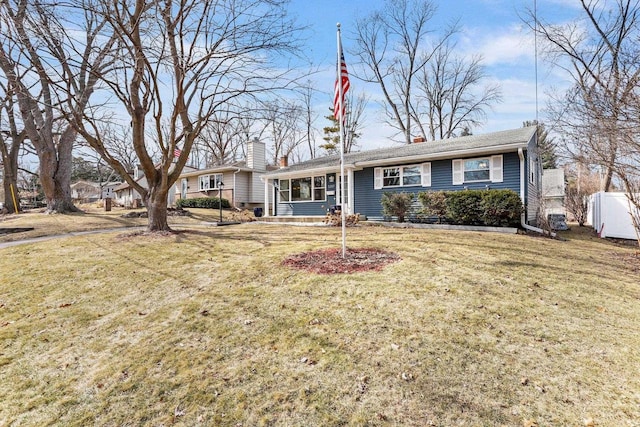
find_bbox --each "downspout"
[233,168,241,209]
[518,148,555,237]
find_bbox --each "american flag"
[174,147,181,158]
[333,51,350,123]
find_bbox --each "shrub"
[480,189,523,227]
[176,197,230,209]
[380,192,414,223]
[437,189,522,227]
[445,190,484,225]
[417,191,448,223]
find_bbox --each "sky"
[285,0,582,151]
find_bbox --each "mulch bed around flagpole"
[282,247,400,275]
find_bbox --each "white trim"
[264,179,270,217]
[376,163,424,188]
[452,159,464,185]
[421,162,431,187]
[374,167,383,189]
[490,155,503,183]
[347,169,354,214]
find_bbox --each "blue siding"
[273,151,528,220]
[354,151,522,219]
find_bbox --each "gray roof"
[265,126,536,176]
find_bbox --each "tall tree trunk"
[145,184,170,232]
[37,126,79,213]
[1,152,20,213]
[0,126,22,213]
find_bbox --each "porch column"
[347,169,355,214]
[264,179,270,217]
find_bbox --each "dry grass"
[0,205,242,243]
[0,219,638,426]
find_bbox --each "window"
[199,173,223,190]
[402,165,421,185]
[529,155,536,184]
[314,176,325,201]
[383,167,400,187]
[452,155,503,185]
[279,175,326,202]
[375,163,431,189]
[464,158,490,182]
[291,177,312,201]
[279,179,290,202]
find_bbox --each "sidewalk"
[0,226,145,249]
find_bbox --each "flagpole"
[337,23,347,258]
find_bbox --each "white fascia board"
[354,143,527,168]
[261,164,356,180]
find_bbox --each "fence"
[588,192,639,240]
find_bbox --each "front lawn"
[0,222,638,426]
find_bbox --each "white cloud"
[460,24,535,66]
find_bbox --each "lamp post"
[218,181,225,223]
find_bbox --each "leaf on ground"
[282,247,400,275]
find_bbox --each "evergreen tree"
[524,120,558,169]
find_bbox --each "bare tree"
[300,82,318,159]
[564,164,601,226]
[0,0,116,213]
[533,0,640,191]
[93,125,138,175]
[194,109,246,167]
[67,0,304,231]
[262,100,306,164]
[352,0,455,144]
[0,81,25,213]
[414,41,502,140]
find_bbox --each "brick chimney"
[279,155,288,168]
[413,136,425,143]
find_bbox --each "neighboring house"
[113,172,145,208]
[541,168,565,216]
[176,138,269,209]
[71,180,122,202]
[114,165,197,208]
[71,180,101,202]
[262,126,541,225]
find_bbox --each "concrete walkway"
[0,221,246,250]
[0,226,146,250]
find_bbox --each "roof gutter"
[262,164,357,179]
[354,142,528,168]
[518,147,555,237]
